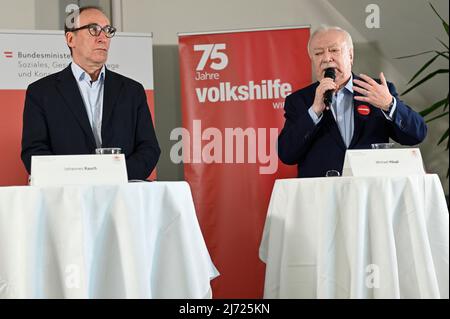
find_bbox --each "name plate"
[30,154,128,186]
[342,148,425,177]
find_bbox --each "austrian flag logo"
[3,51,13,58]
[357,104,371,116]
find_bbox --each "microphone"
[323,68,336,109]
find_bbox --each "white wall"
[328,0,449,192]
[0,0,112,30]
[35,0,60,30]
[121,0,365,45]
[0,0,35,29]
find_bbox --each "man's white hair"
[307,25,354,56]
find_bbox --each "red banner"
[0,90,28,185]
[178,27,311,297]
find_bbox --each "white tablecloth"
[0,182,218,298]
[259,174,449,299]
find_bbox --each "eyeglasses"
[68,23,116,38]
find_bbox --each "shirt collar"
[343,74,353,94]
[71,62,105,83]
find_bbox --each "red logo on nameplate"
[357,105,370,116]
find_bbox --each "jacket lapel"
[349,74,368,148]
[56,64,97,149]
[102,69,124,137]
[323,109,347,150]
[309,82,346,150]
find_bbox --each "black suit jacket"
[21,64,161,180]
[278,75,427,178]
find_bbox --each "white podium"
[259,174,449,299]
[0,182,219,298]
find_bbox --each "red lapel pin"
[357,104,371,116]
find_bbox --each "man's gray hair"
[307,25,354,56]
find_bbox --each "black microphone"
[323,68,336,109]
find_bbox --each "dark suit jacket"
[21,64,161,180]
[278,75,427,178]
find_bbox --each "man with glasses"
[21,6,160,180]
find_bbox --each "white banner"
[0,30,154,89]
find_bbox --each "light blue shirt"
[331,76,354,147]
[71,62,106,148]
[308,75,397,148]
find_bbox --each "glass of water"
[325,170,340,177]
